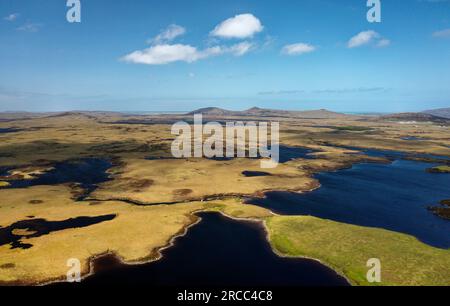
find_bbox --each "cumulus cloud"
[122,44,219,65]
[348,30,390,48]
[150,24,186,44]
[211,13,263,39]
[122,42,253,65]
[122,18,259,65]
[4,13,19,21]
[432,28,450,38]
[281,43,316,55]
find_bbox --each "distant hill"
[186,107,239,116]
[0,108,353,122]
[187,107,350,119]
[43,111,126,120]
[44,111,98,119]
[423,108,450,119]
[0,112,48,122]
[379,112,450,124]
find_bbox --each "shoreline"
[0,151,401,286]
[33,209,352,287]
[3,147,445,286]
[207,211,354,286]
[35,210,205,287]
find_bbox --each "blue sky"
[1,0,450,113]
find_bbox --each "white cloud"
[432,28,450,38]
[122,19,258,65]
[348,30,379,48]
[229,41,254,56]
[122,44,222,65]
[122,41,254,65]
[211,13,263,39]
[17,23,42,33]
[347,30,390,48]
[150,24,186,44]
[281,43,316,55]
[4,13,19,21]
[376,39,391,47]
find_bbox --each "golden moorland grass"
[0,185,207,284]
[0,113,450,286]
[205,198,274,219]
[91,157,318,204]
[1,185,450,286]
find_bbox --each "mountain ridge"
[378,112,450,124]
[186,107,350,119]
[423,108,450,119]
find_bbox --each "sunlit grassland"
[266,216,450,286]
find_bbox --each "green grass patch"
[266,216,450,286]
[0,181,10,188]
[427,165,450,173]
